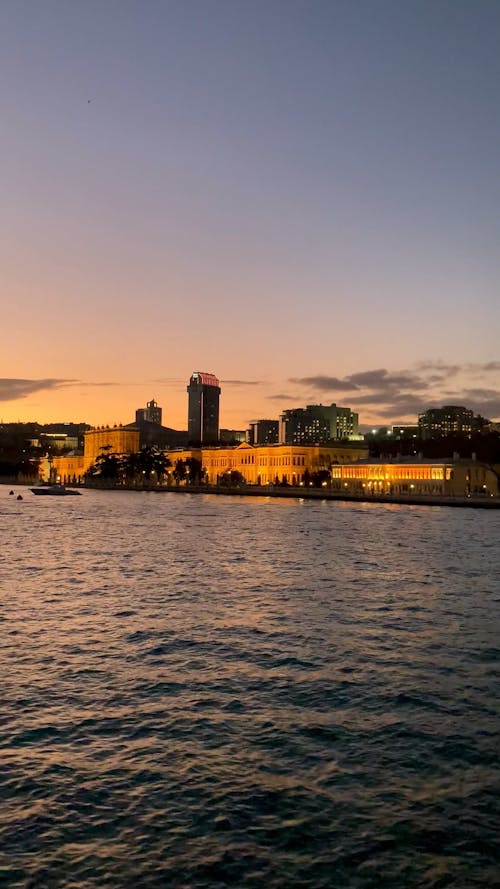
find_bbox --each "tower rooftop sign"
[191,372,220,387]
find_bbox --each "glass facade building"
[187,372,221,445]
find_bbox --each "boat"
[30,485,82,496]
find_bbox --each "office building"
[187,372,221,444]
[279,403,359,445]
[418,406,474,439]
[247,420,279,446]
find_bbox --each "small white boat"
[30,485,82,496]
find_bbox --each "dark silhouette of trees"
[311,469,331,487]
[219,469,246,487]
[133,445,171,482]
[172,457,207,484]
[86,445,171,485]
[173,459,187,484]
[151,449,171,483]
[86,446,123,481]
[185,457,203,484]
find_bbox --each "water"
[1,488,499,888]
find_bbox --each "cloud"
[289,375,359,391]
[346,368,426,390]
[289,367,432,396]
[415,361,462,376]
[347,391,426,406]
[460,388,500,400]
[153,378,185,386]
[416,360,500,377]
[467,398,500,418]
[78,381,124,388]
[153,378,262,388]
[222,380,261,386]
[370,398,435,418]
[275,360,500,422]
[0,378,75,402]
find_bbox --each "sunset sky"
[1,0,499,431]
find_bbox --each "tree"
[311,469,331,487]
[86,446,124,482]
[185,457,203,484]
[173,459,187,484]
[152,449,171,483]
[123,451,140,483]
[120,447,171,485]
[219,469,245,487]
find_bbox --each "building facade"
[418,406,474,439]
[187,372,221,445]
[165,441,369,486]
[220,429,247,443]
[51,436,498,497]
[136,399,162,425]
[330,459,498,497]
[50,425,141,482]
[247,419,279,446]
[279,403,359,444]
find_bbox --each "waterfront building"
[279,404,359,444]
[135,399,162,425]
[51,438,367,486]
[83,426,141,466]
[49,425,140,482]
[46,453,87,485]
[187,372,221,445]
[165,441,369,486]
[51,434,499,498]
[248,419,279,446]
[329,458,498,497]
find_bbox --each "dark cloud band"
[0,378,75,402]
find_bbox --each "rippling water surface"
[1,488,499,888]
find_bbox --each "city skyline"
[1,2,500,427]
[1,360,500,432]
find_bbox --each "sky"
[1,0,499,431]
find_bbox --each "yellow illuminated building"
[50,425,140,482]
[83,426,140,465]
[165,441,368,485]
[330,460,499,497]
[50,434,498,498]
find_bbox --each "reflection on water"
[1,489,499,887]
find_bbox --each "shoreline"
[80,483,500,509]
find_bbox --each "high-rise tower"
[187,372,221,444]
